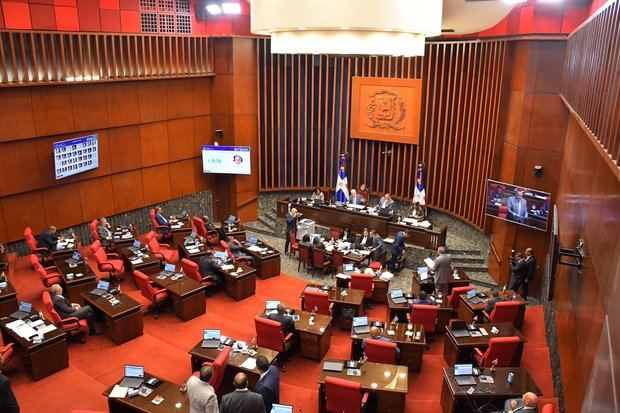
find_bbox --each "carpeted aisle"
[3,252,557,412]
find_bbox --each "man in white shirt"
[186,366,218,413]
[348,189,365,205]
[504,392,538,412]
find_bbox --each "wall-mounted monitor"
[54,134,99,180]
[201,145,251,175]
[485,179,551,232]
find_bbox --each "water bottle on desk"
[507,372,515,384]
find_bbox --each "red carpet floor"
[3,251,558,412]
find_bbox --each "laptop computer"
[90,280,110,296]
[10,301,33,320]
[65,251,82,265]
[128,239,142,254]
[119,365,145,388]
[454,364,477,386]
[201,329,221,348]
[450,320,470,338]
[467,289,483,304]
[246,236,258,246]
[266,300,280,311]
[342,263,355,275]
[271,404,293,413]
[227,215,237,223]
[322,361,344,372]
[378,207,391,216]
[352,316,370,334]
[390,289,408,304]
[159,263,176,277]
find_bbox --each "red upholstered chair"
[181,258,215,289]
[498,205,508,219]
[134,270,170,319]
[89,239,102,254]
[350,272,374,299]
[199,345,232,393]
[149,208,168,239]
[312,249,331,276]
[254,316,294,353]
[324,376,369,413]
[92,245,125,280]
[304,289,333,315]
[298,244,312,272]
[288,232,299,258]
[369,261,382,271]
[541,404,554,413]
[483,300,523,325]
[71,410,107,413]
[30,254,62,287]
[89,220,99,242]
[407,304,439,334]
[321,190,330,202]
[474,336,521,367]
[364,338,397,364]
[41,291,88,343]
[330,250,344,274]
[24,227,50,262]
[0,343,15,370]
[192,216,208,239]
[146,232,175,263]
[448,286,474,311]
[330,229,340,240]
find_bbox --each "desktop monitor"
[202,145,251,175]
[485,179,551,232]
[352,316,368,327]
[133,240,141,248]
[466,289,477,299]
[214,251,228,261]
[390,289,404,298]
[54,134,99,179]
[72,251,81,261]
[343,263,354,272]
[227,215,237,222]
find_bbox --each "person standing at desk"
[254,355,280,412]
[387,231,406,272]
[375,193,395,212]
[50,284,100,337]
[356,228,372,249]
[97,217,113,248]
[362,326,400,361]
[522,248,536,298]
[504,392,538,412]
[37,226,62,255]
[186,366,218,413]
[507,189,528,223]
[348,189,365,206]
[508,252,528,293]
[431,246,452,297]
[220,373,265,413]
[284,208,301,255]
[369,229,385,262]
[310,187,325,203]
[198,251,224,292]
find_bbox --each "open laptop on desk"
[450,320,471,338]
[265,300,280,314]
[245,236,258,246]
[159,263,176,277]
[389,289,408,305]
[201,329,221,348]
[271,404,293,413]
[352,316,370,334]
[342,263,355,276]
[90,280,110,296]
[10,301,33,320]
[127,240,142,254]
[65,251,82,265]
[119,365,145,388]
[467,289,483,304]
[454,364,477,386]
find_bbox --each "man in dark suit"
[375,193,395,212]
[267,304,295,337]
[369,229,385,262]
[220,373,265,413]
[0,372,19,413]
[432,246,453,297]
[37,226,62,255]
[254,355,280,412]
[50,284,99,336]
[362,326,400,361]
[412,291,433,305]
[284,208,300,254]
[348,189,365,206]
[356,228,373,249]
[522,248,536,298]
[97,217,113,248]
[508,252,528,293]
[198,251,224,292]
[154,206,171,234]
[504,392,538,412]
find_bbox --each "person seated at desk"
[50,284,100,336]
[225,236,255,266]
[37,226,63,255]
[358,184,369,203]
[254,355,280,412]
[186,365,218,413]
[362,326,400,361]
[97,217,113,247]
[338,227,355,243]
[411,202,427,221]
[356,228,372,249]
[504,392,538,413]
[198,251,225,292]
[0,372,19,413]
[220,373,265,413]
[310,187,325,203]
[412,291,433,305]
[348,189,365,206]
[201,215,216,231]
[369,229,385,262]
[386,231,406,272]
[478,289,507,323]
[268,303,295,337]
[154,206,171,234]
[375,193,395,212]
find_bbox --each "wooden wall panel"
[111,169,144,213]
[79,176,114,221]
[169,159,196,198]
[167,118,194,162]
[257,39,506,230]
[166,78,194,119]
[142,164,171,205]
[137,80,168,123]
[106,82,140,127]
[139,121,169,167]
[192,77,212,116]
[192,115,212,156]
[70,83,109,131]
[0,139,44,195]
[30,86,75,136]
[1,191,46,240]
[42,183,83,229]
[0,87,36,141]
[108,125,142,173]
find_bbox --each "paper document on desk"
[122,233,132,239]
[379,271,393,281]
[240,357,257,370]
[424,258,435,270]
[347,204,366,210]
[14,324,38,340]
[358,250,371,256]
[221,264,234,270]
[170,224,183,229]
[417,220,432,228]
[37,324,57,335]
[187,248,200,254]
[247,245,263,252]
[402,217,416,224]
[130,259,143,265]
[109,385,128,398]
[6,319,25,330]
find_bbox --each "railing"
[427,226,447,250]
[238,195,259,209]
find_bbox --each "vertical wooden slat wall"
[257,39,506,230]
[562,0,620,165]
[0,30,214,86]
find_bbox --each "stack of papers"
[379,271,394,281]
[109,385,128,398]
[186,248,200,254]
[221,264,234,271]
[240,357,257,370]
[130,259,143,265]
[247,245,263,252]
[424,258,435,269]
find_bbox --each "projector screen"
[54,134,99,180]
[202,145,251,175]
[485,179,551,232]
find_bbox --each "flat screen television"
[485,179,551,232]
[201,145,251,175]
[54,134,99,180]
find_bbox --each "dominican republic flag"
[335,155,350,203]
[413,164,426,205]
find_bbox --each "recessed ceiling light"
[222,2,241,14]
[206,3,222,14]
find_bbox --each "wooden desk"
[82,291,143,345]
[243,240,281,279]
[412,270,471,295]
[111,225,139,248]
[0,318,68,380]
[350,322,426,372]
[458,290,527,328]
[104,373,188,413]
[440,367,542,413]
[336,273,390,304]
[177,240,208,262]
[189,340,278,392]
[443,322,527,367]
[221,222,247,241]
[118,246,161,274]
[0,281,18,318]
[169,218,193,249]
[301,284,364,330]
[53,258,97,306]
[52,237,79,258]
[219,263,257,301]
[141,267,206,321]
[386,293,452,333]
[317,360,409,413]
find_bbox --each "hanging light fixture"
[250,0,442,57]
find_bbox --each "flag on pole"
[413,164,426,205]
[335,155,350,203]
